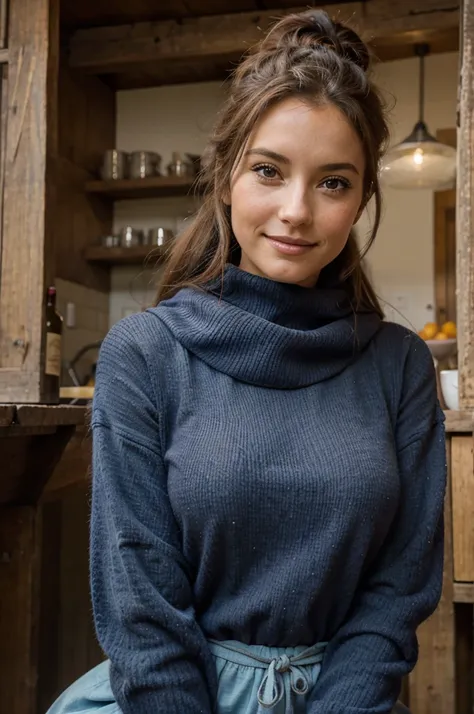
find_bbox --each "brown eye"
[321,177,351,192]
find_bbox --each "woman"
[48,9,446,714]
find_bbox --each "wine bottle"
[44,286,63,403]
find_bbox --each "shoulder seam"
[92,420,162,457]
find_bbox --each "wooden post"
[0,0,59,403]
[457,0,474,410]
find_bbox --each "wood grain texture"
[0,0,8,49]
[451,435,474,582]
[457,0,474,410]
[443,410,474,433]
[408,436,455,714]
[0,0,60,402]
[68,0,460,88]
[453,582,474,603]
[15,404,87,427]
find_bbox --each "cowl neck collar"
[150,264,381,388]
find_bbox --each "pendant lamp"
[380,44,456,190]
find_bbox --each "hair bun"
[259,9,370,72]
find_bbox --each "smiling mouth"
[265,234,317,247]
[264,235,319,255]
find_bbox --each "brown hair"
[156,9,389,316]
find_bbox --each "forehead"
[248,98,365,168]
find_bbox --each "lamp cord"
[419,52,425,124]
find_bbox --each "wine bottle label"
[45,332,61,377]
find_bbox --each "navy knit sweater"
[90,264,446,714]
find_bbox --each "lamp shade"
[381,123,457,190]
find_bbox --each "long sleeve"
[308,334,447,714]
[90,317,216,714]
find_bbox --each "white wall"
[360,52,459,330]
[112,53,459,331]
[111,82,225,325]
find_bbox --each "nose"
[277,183,313,227]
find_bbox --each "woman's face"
[229,98,366,287]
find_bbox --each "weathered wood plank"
[69,0,460,75]
[443,410,474,433]
[457,0,474,410]
[0,0,8,49]
[451,436,474,582]
[408,436,455,714]
[453,582,474,603]
[15,404,87,427]
[0,0,60,402]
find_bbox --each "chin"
[257,260,320,288]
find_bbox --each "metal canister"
[129,151,161,179]
[100,150,129,180]
[145,227,174,247]
[119,226,144,248]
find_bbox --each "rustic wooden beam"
[69,0,460,75]
[453,581,474,603]
[0,0,60,402]
[457,0,474,410]
[443,410,474,433]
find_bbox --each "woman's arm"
[308,333,446,714]
[90,315,216,714]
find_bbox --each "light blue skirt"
[46,639,327,714]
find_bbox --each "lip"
[265,234,317,256]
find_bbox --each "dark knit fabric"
[90,264,446,714]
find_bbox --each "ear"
[223,190,231,206]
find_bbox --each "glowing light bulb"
[413,148,424,166]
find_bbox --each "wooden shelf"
[84,244,166,265]
[443,410,473,433]
[85,175,199,200]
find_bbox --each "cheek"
[231,179,273,230]
[322,200,360,236]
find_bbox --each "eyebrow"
[245,148,291,164]
[245,148,360,175]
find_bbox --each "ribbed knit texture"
[90,264,446,714]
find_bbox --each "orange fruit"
[441,321,457,338]
[418,328,429,340]
[423,322,438,339]
[434,331,448,340]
